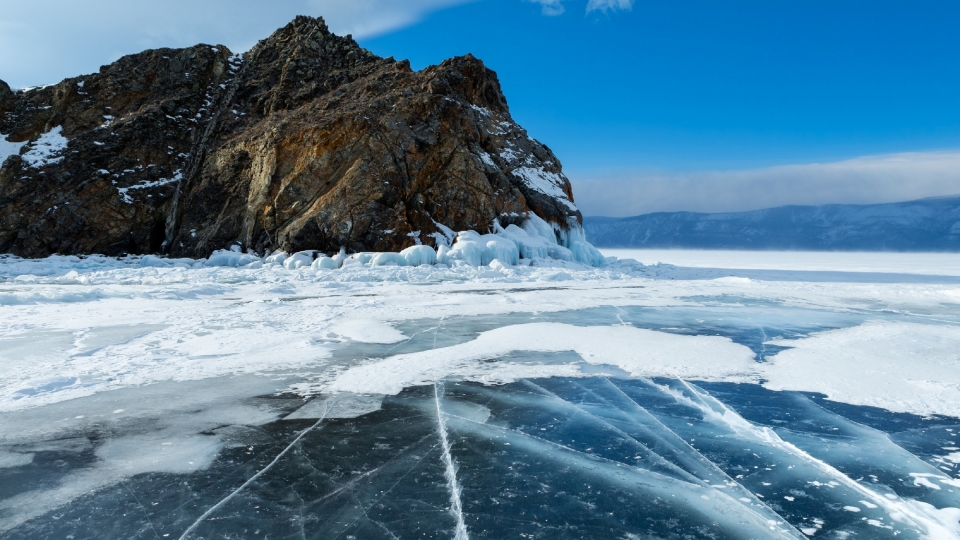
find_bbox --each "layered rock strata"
[0,16,584,258]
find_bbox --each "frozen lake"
[2,251,960,538]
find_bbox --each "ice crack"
[178,400,328,539]
[435,382,470,540]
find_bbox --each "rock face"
[0,16,583,258]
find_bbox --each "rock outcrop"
[0,16,583,258]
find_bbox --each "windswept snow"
[324,322,757,395]
[762,321,960,417]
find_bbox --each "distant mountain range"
[584,196,960,251]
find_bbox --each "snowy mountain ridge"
[584,195,960,251]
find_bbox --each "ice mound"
[198,213,604,272]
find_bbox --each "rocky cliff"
[0,16,583,258]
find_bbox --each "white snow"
[511,166,579,211]
[477,150,496,168]
[116,169,183,203]
[323,322,757,395]
[0,133,27,166]
[761,321,960,418]
[328,319,407,344]
[20,126,69,168]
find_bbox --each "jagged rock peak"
[0,17,584,259]
[239,16,382,115]
[423,54,510,115]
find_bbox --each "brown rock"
[0,16,582,258]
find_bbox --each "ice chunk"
[497,223,551,259]
[557,217,606,266]
[283,251,314,270]
[0,450,33,469]
[205,249,261,267]
[515,213,603,266]
[429,220,457,247]
[370,252,408,267]
[444,231,519,267]
[264,251,288,265]
[497,220,571,261]
[400,245,437,266]
[332,247,348,265]
[480,234,519,266]
[341,252,374,268]
[311,256,339,270]
[488,259,509,271]
[436,244,451,264]
[444,232,483,267]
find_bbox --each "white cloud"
[571,150,960,217]
[0,0,469,89]
[529,0,566,16]
[586,0,633,13]
[529,0,633,16]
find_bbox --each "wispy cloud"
[529,0,566,16]
[0,0,470,89]
[571,150,960,217]
[586,0,633,14]
[529,0,633,16]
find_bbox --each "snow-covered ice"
[2,247,960,538]
[763,321,960,418]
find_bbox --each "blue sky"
[365,0,960,172]
[2,0,960,215]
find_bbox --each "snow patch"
[762,321,960,418]
[323,322,757,395]
[21,126,68,168]
[329,319,407,344]
[116,170,183,204]
[512,166,578,211]
[0,133,27,166]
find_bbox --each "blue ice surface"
[5,377,959,539]
[4,305,960,539]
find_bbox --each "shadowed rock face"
[0,16,582,258]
